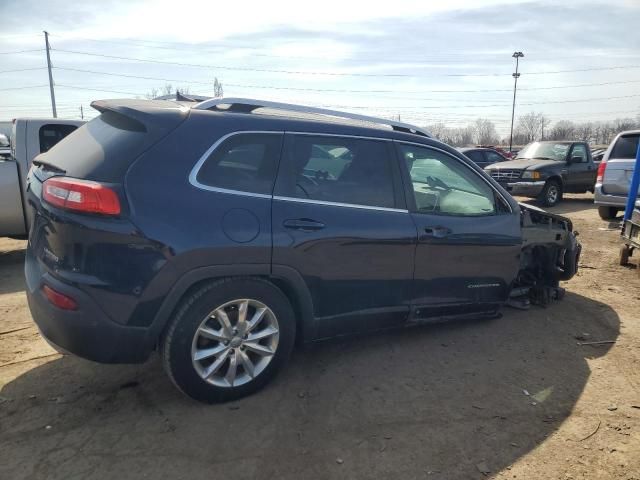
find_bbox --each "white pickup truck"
[0,118,85,238]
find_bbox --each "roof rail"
[192,97,431,138]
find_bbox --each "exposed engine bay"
[510,203,581,308]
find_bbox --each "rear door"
[602,133,640,196]
[272,133,417,337]
[396,142,522,317]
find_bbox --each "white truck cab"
[0,118,85,237]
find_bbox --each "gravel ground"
[0,194,639,480]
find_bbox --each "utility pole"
[44,31,57,118]
[509,51,524,154]
[80,105,84,120]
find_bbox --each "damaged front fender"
[513,203,581,305]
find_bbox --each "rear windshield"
[611,134,640,160]
[39,124,78,153]
[37,111,150,182]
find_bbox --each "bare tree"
[549,120,576,140]
[162,84,173,96]
[517,112,542,143]
[473,118,498,145]
[540,115,552,140]
[575,123,594,142]
[613,118,636,132]
[145,87,159,100]
[426,122,447,141]
[213,77,224,98]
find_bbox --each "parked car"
[484,140,599,207]
[594,130,640,220]
[476,145,514,159]
[25,98,580,403]
[591,148,606,163]
[0,133,10,161]
[458,147,509,169]
[0,118,84,238]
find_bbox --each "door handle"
[424,226,451,238]
[283,218,326,231]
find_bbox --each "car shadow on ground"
[0,247,26,295]
[0,292,619,480]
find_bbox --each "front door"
[272,133,417,338]
[396,142,522,318]
[565,143,595,192]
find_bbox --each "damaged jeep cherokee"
[25,98,580,403]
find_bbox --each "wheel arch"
[546,174,564,187]
[145,264,316,352]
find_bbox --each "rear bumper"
[500,181,545,197]
[593,184,640,208]
[25,248,152,364]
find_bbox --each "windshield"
[516,142,570,161]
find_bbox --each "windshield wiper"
[516,156,555,161]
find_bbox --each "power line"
[50,66,640,95]
[56,84,145,95]
[51,48,640,78]
[0,49,44,55]
[50,48,512,77]
[0,67,47,74]
[0,84,49,91]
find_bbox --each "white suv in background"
[594,130,640,220]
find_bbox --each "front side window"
[570,144,587,163]
[277,135,396,208]
[39,124,78,153]
[196,133,282,195]
[399,144,498,216]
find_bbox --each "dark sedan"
[458,147,508,169]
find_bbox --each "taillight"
[42,285,77,310]
[42,177,121,215]
[596,162,607,184]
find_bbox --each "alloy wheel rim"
[191,299,280,388]
[548,186,558,203]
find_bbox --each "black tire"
[619,244,630,266]
[538,179,563,207]
[161,277,296,403]
[598,206,619,221]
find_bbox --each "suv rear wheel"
[598,206,619,220]
[162,278,295,403]
[538,179,562,207]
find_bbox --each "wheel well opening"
[159,275,307,348]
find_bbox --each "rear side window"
[611,134,639,159]
[485,151,505,164]
[39,124,78,153]
[276,134,396,208]
[465,150,485,164]
[196,133,282,195]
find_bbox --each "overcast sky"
[1,0,639,136]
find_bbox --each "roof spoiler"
[90,99,190,132]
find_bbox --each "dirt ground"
[1,194,639,480]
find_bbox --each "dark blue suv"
[25,98,580,402]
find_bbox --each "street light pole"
[509,51,524,154]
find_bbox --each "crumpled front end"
[511,203,581,306]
